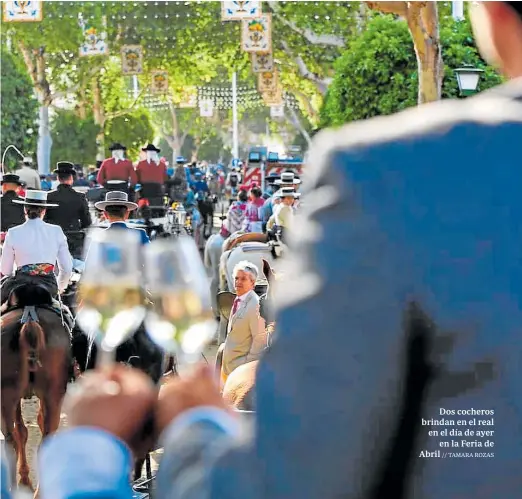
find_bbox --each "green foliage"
[105,109,154,161]
[439,16,504,99]
[0,49,38,170]
[320,14,504,127]
[50,110,100,167]
[320,15,416,127]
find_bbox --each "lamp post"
[454,66,484,97]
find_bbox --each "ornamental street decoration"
[131,87,300,111]
[79,14,108,57]
[3,1,42,22]
[121,45,143,75]
[251,52,274,73]
[178,87,198,108]
[241,14,271,53]
[270,105,285,118]
[199,99,214,117]
[151,70,169,94]
[221,1,261,21]
[258,71,278,92]
[262,86,283,106]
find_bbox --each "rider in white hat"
[0,190,72,305]
[95,191,150,245]
[271,187,301,240]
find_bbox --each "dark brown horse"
[1,306,70,491]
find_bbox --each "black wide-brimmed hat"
[109,142,127,151]
[142,143,161,153]
[1,174,22,185]
[274,187,301,199]
[274,171,301,185]
[266,172,281,182]
[54,161,77,175]
[13,190,59,207]
[95,191,138,211]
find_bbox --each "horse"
[62,273,167,483]
[197,192,215,239]
[222,360,259,411]
[1,288,71,491]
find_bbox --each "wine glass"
[76,228,146,368]
[144,236,216,371]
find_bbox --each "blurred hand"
[64,365,156,451]
[156,364,230,435]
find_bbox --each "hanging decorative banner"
[251,52,274,73]
[262,86,283,106]
[178,87,198,108]
[270,105,285,118]
[221,1,261,21]
[151,71,169,94]
[241,14,272,53]
[79,14,108,57]
[199,99,214,117]
[258,71,278,92]
[121,45,143,75]
[3,1,43,22]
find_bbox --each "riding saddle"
[1,280,75,335]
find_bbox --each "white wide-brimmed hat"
[13,190,58,207]
[274,187,301,199]
[95,191,138,211]
[274,172,301,185]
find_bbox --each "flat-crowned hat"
[1,174,22,185]
[142,143,161,153]
[274,187,301,199]
[109,143,127,151]
[94,191,138,211]
[266,172,281,182]
[54,161,77,175]
[274,171,301,185]
[13,190,58,207]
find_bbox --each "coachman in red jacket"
[135,144,167,214]
[97,142,137,194]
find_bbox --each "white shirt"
[15,166,41,190]
[231,289,254,314]
[274,203,294,228]
[1,218,73,291]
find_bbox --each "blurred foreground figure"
[38,2,522,498]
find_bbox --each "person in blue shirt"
[40,174,53,191]
[73,171,90,187]
[1,446,13,499]
[94,191,150,245]
[191,171,209,195]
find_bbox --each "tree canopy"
[320,15,503,127]
[50,110,100,167]
[0,48,38,170]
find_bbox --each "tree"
[50,110,100,167]
[105,109,155,161]
[0,48,38,170]
[367,1,443,104]
[320,15,502,127]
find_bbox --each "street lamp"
[455,66,484,97]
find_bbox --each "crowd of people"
[2,1,522,497]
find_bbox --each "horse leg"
[14,402,32,489]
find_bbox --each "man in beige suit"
[221,260,266,386]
